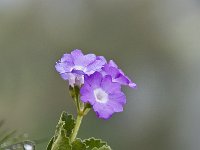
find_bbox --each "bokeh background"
[0,0,200,149]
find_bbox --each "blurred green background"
[0,0,200,149]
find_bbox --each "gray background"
[0,0,200,149]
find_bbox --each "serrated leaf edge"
[71,138,87,150]
[83,137,109,149]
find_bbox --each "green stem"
[75,95,81,112]
[70,114,83,142]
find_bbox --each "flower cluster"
[55,49,136,119]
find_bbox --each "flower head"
[101,60,137,89]
[55,49,106,87]
[80,72,126,119]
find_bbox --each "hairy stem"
[70,114,83,142]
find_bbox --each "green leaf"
[98,145,112,150]
[55,112,75,138]
[0,130,16,144]
[92,145,112,150]
[46,137,54,150]
[61,112,75,137]
[84,138,107,150]
[47,112,76,150]
[72,138,86,150]
[51,127,72,150]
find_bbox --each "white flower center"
[94,88,108,103]
[74,65,85,71]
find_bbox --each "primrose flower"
[80,72,126,119]
[55,49,106,87]
[101,60,137,89]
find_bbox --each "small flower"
[55,49,106,87]
[101,60,137,89]
[80,72,126,119]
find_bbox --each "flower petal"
[82,54,96,66]
[102,60,137,89]
[107,100,124,112]
[114,74,129,85]
[109,60,118,68]
[93,103,114,119]
[109,92,126,105]
[71,49,84,58]
[80,83,96,105]
[101,75,121,93]
[86,56,107,74]
[60,54,73,64]
[84,72,102,89]
[129,82,137,88]
[60,73,68,80]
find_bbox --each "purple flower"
[55,49,106,87]
[101,60,137,89]
[80,72,126,119]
